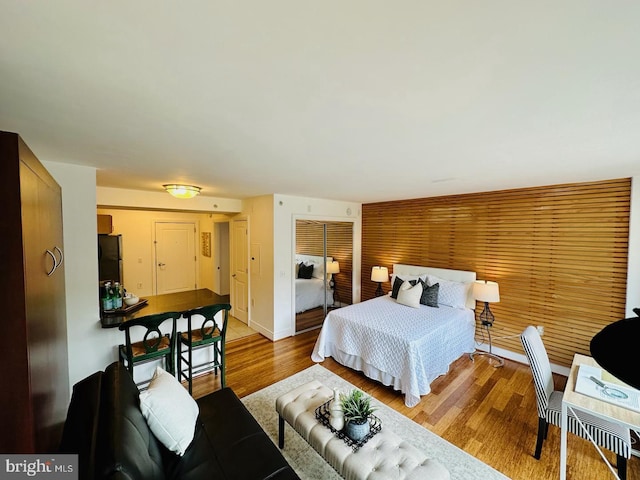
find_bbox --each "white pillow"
[396,280,423,308]
[427,275,469,308]
[310,260,325,279]
[139,367,199,456]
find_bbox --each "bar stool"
[177,304,231,394]
[118,311,181,388]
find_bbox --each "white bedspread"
[296,278,333,313]
[311,295,475,407]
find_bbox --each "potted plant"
[339,389,376,441]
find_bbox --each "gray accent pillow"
[418,279,439,307]
[391,277,417,299]
[298,263,314,279]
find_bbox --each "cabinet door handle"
[54,246,64,268]
[46,249,58,276]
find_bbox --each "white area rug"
[242,364,510,480]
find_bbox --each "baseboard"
[474,343,571,377]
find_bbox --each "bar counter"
[101,288,226,328]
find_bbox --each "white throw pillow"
[139,367,199,456]
[396,280,423,308]
[427,275,470,308]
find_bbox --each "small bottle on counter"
[102,281,114,311]
[114,282,123,309]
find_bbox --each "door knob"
[158,262,166,267]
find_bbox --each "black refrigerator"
[98,234,123,283]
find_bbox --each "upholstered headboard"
[392,264,477,309]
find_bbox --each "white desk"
[561,354,640,480]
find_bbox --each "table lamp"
[371,266,389,297]
[470,280,503,367]
[326,260,340,305]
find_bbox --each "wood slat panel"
[361,178,631,367]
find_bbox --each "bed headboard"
[393,264,477,309]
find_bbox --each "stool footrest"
[276,381,450,480]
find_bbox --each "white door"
[155,222,197,295]
[213,221,230,296]
[231,218,249,323]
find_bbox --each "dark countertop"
[100,288,227,328]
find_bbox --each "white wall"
[273,195,362,340]
[44,162,123,390]
[242,196,274,337]
[626,176,640,317]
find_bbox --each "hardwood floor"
[295,307,325,332]
[192,330,639,480]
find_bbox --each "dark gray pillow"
[298,263,314,279]
[418,279,439,307]
[391,277,417,299]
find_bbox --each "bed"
[295,254,334,313]
[311,264,476,407]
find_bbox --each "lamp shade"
[473,280,500,303]
[163,184,201,199]
[326,260,340,274]
[371,266,389,283]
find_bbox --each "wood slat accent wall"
[362,178,631,367]
[296,220,354,305]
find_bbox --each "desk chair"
[177,304,231,394]
[520,326,630,479]
[118,311,181,388]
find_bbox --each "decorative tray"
[103,298,148,316]
[315,400,381,452]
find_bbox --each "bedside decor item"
[371,266,389,297]
[470,280,504,367]
[163,184,201,199]
[326,260,340,305]
[340,389,376,441]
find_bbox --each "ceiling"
[2,1,639,204]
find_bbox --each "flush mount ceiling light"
[163,184,201,199]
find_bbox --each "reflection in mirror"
[295,220,353,333]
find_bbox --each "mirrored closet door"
[295,220,353,333]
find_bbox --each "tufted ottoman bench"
[276,380,450,480]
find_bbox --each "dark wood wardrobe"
[0,131,69,453]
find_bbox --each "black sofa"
[60,362,300,480]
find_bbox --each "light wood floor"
[192,330,639,480]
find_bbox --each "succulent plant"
[339,389,376,425]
